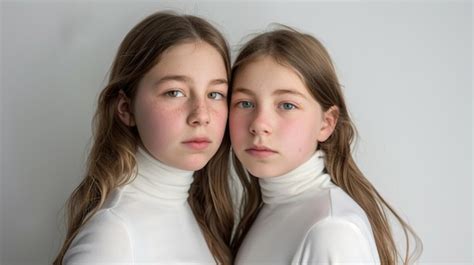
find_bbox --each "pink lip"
[245,145,277,158]
[182,137,212,150]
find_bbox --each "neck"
[131,147,195,205]
[259,150,332,204]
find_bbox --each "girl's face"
[120,41,228,171]
[230,56,334,178]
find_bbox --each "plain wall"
[1,1,472,264]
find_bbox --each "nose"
[249,109,272,135]
[187,98,210,126]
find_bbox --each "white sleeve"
[295,217,379,265]
[63,209,133,265]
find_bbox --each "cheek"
[210,104,228,134]
[278,117,317,149]
[136,104,180,143]
[229,111,248,143]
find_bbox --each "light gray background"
[1,1,472,264]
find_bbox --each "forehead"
[232,56,310,97]
[150,41,227,77]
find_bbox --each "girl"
[54,11,234,264]
[229,27,423,264]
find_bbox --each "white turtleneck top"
[63,148,215,264]
[235,151,381,265]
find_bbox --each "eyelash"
[208,92,226,100]
[236,100,255,109]
[165,90,184,97]
[164,90,226,100]
[235,101,298,110]
[279,102,297,110]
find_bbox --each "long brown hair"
[54,11,234,264]
[230,26,423,265]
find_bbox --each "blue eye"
[208,92,225,100]
[280,102,296,110]
[166,90,184,97]
[237,101,254,109]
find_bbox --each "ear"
[317,105,339,142]
[117,90,136,126]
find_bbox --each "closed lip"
[245,145,277,152]
[182,137,212,144]
[182,137,212,150]
[245,145,278,157]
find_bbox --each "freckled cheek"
[208,105,227,136]
[140,107,182,144]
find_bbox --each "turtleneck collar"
[259,150,333,204]
[130,147,194,205]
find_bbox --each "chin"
[174,162,206,172]
[246,166,280,178]
[178,156,210,171]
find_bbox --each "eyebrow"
[233,87,307,99]
[273,89,308,99]
[154,75,228,86]
[232,87,256,96]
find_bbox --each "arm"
[63,209,133,265]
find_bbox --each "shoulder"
[326,187,376,235]
[63,204,134,264]
[305,186,372,229]
[296,216,379,264]
[294,187,380,264]
[328,187,366,216]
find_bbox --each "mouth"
[245,145,277,158]
[182,137,212,150]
